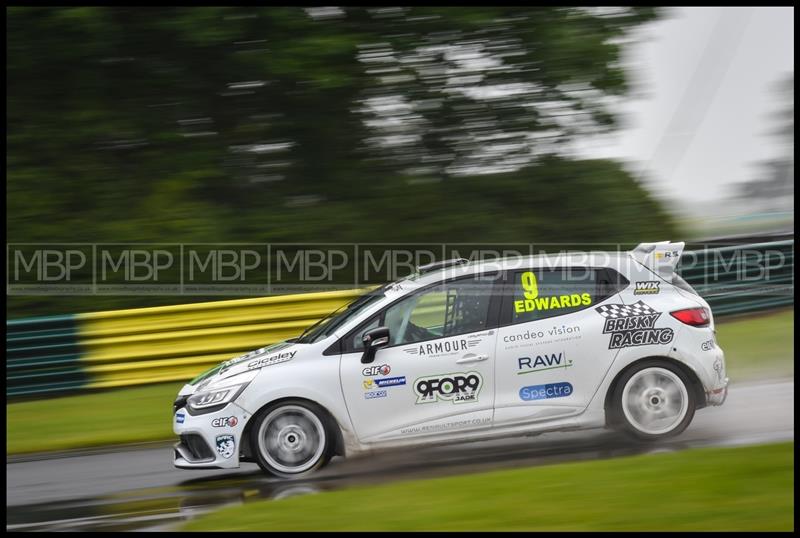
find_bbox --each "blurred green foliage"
[7,7,677,317]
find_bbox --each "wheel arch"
[241,396,346,461]
[603,355,706,427]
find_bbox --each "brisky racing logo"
[175,412,185,424]
[517,352,572,375]
[362,364,391,376]
[595,301,674,349]
[363,376,406,390]
[519,382,573,401]
[413,372,482,404]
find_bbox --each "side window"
[597,267,630,298]
[508,267,600,324]
[384,275,494,346]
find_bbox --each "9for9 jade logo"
[414,372,483,404]
[514,271,591,314]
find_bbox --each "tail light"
[670,307,711,327]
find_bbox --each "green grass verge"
[715,309,794,380]
[5,309,794,455]
[6,382,182,455]
[183,442,794,531]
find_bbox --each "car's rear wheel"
[250,400,334,478]
[612,361,696,440]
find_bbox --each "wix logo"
[633,281,660,295]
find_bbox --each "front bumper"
[173,402,251,469]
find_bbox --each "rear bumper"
[705,376,729,406]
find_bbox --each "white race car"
[173,241,728,477]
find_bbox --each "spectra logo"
[519,382,573,401]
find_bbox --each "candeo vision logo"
[519,382,573,401]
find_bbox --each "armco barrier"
[678,239,794,316]
[6,239,794,398]
[7,289,365,397]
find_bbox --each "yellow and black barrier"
[7,289,365,397]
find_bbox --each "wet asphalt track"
[6,379,794,531]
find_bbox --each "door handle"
[456,354,489,364]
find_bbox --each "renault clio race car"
[173,241,728,477]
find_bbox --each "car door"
[339,272,501,443]
[493,266,627,426]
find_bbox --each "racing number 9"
[521,271,538,300]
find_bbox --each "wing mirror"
[361,326,390,364]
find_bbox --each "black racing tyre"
[249,399,335,478]
[611,360,696,441]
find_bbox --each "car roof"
[399,250,633,285]
[331,250,635,340]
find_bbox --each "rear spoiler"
[630,241,685,279]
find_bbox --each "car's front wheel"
[250,400,334,478]
[611,361,696,440]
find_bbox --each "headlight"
[186,383,248,415]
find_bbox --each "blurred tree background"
[7,6,678,317]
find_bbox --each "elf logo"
[211,416,239,428]
[362,364,391,377]
[634,281,660,295]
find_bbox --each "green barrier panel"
[6,315,89,397]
